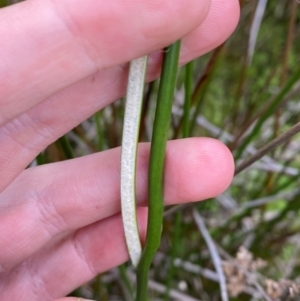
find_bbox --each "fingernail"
[77,298,97,301]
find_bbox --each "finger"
[0,0,239,191]
[0,0,209,126]
[180,0,240,61]
[55,299,96,301]
[0,138,234,272]
[0,209,148,300]
[55,299,95,301]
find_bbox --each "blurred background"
[6,0,300,300]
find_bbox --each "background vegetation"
[8,0,300,300]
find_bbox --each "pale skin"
[0,0,239,300]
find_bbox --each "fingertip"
[196,138,235,198]
[55,299,95,301]
[165,138,234,203]
[209,0,240,46]
[181,0,240,61]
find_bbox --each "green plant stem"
[94,111,105,151]
[57,135,75,159]
[135,40,181,301]
[36,152,45,165]
[162,64,189,299]
[119,265,134,298]
[235,121,300,175]
[235,66,300,159]
[163,66,190,299]
[190,77,209,134]
[139,81,155,142]
[183,61,194,137]
[173,46,222,138]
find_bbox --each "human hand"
[0,0,239,300]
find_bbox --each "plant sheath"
[121,56,148,267]
[135,40,181,300]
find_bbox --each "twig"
[247,0,268,65]
[216,192,238,210]
[243,161,299,176]
[173,258,219,282]
[235,121,300,175]
[240,188,300,209]
[193,209,229,301]
[283,235,300,278]
[147,279,202,301]
[172,108,300,176]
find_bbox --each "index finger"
[0,0,210,126]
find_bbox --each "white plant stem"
[121,56,148,267]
